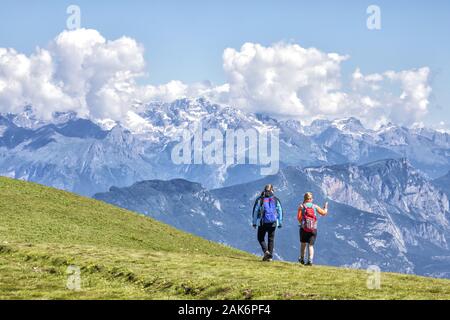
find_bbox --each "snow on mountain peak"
[1,99,450,195]
[95,118,117,131]
[331,117,368,136]
[123,111,157,135]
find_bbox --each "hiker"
[297,192,328,266]
[252,184,283,261]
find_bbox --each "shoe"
[298,258,305,265]
[262,251,271,261]
[306,261,313,266]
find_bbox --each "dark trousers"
[257,223,276,255]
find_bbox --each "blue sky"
[0,0,449,126]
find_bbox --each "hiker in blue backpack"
[252,184,283,262]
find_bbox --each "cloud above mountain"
[0,29,194,120]
[351,67,432,126]
[223,43,432,127]
[222,42,350,118]
[0,28,433,126]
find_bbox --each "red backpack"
[301,203,317,232]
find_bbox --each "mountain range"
[94,158,450,278]
[1,98,450,196]
[1,98,450,278]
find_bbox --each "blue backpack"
[261,196,278,223]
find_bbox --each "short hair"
[264,184,274,192]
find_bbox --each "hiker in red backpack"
[252,184,283,262]
[297,192,328,266]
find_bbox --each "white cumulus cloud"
[0,28,200,121]
[223,42,350,118]
[0,29,434,127]
[222,42,432,126]
[351,67,432,126]
[0,47,74,118]
[385,67,432,124]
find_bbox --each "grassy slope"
[0,177,449,300]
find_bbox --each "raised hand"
[324,202,329,215]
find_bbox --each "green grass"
[0,177,449,300]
